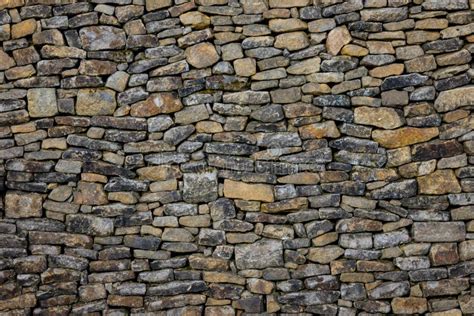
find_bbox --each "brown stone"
[76,88,117,116]
[299,121,340,139]
[326,26,352,55]
[74,182,108,206]
[391,297,428,314]
[185,42,219,68]
[223,179,274,202]
[417,170,461,195]
[354,106,404,129]
[131,93,182,117]
[275,32,309,51]
[372,127,439,149]
[5,191,42,218]
[11,19,36,39]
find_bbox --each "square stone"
[27,88,58,118]
[183,169,218,203]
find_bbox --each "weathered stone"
[434,86,474,112]
[372,127,439,149]
[185,42,219,68]
[417,170,461,195]
[413,222,465,242]
[27,88,58,118]
[235,239,283,269]
[79,26,126,51]
[76,88,116,116]
[326,26,352,55]
[5,191,42,218]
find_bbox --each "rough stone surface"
[0,1,472,314]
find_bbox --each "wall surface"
[0,0,473,314]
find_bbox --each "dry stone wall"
[0,0,473,314]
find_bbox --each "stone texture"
[0,1,472,314]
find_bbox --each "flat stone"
[372,127,439,149]
[434,86,474,112]
[413,222,466,242]
[223,179,274,202]
[354,107,403,130]
[274,32,309,51]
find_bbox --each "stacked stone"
[0,0,473,314]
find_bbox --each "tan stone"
[11,19,36,39]
[278,172,320,184]
[0,293,36,311]
[299,121,340,139]
[391,297,428,314]
[137,166,182,181]
[434,86,474,112]
[185,42,219,68]
[76,88,116,116]
[275,31,309,51]
[27,88,58,118]
[196,121,223,133]
[372,127,439,149]
[405,55,437,73]
[146,0,172,11]
[287,57,320,75]
[341,44,369,56]
[234,58,256,77]
[261,197,308,213]
[417,170,461,195]
[307,246,344,264]
[354,106,404,129]
[269,18,307,32]
[223,179,274,202]
[180,11,210,29]
[0,49,15,71]
[367,41,395,54]
[326,26,352,55]
[247,278,274,294]
[74,182,108,205]
[302,82,331,95]
[203,272,246,285]
[131,93,182,117]
[269,0,310,7]
[369,64,404,78]
[5,191,42,218]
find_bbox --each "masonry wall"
[0,0,473,314]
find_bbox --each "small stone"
[326,26,352,55]
[185,42,220,69]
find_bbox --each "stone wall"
[0,0,473,314]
